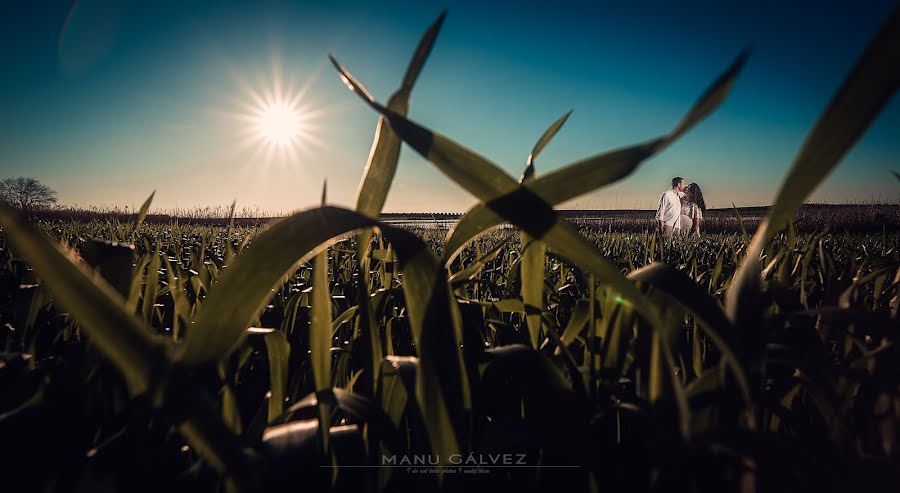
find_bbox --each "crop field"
[1,10,899,493]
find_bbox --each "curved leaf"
[728,8,900,323]
[264,330,291,422]
[355,11,446,219]
[310,249,332,392]
[180,205,468,464]
[0,201,162,392]
[0,201,255,490]
[130,190,155,241]
[527,109,572,168]
[520,112,570,348]
[628,262,752,409]
[330,58,666,328]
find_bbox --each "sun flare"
[254,102,304,146]
[230,61,326,167]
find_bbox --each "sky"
[1,0,898,213]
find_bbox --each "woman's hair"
[687,183,707,212]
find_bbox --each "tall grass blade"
[330,57,665,327]
[0,201,255,489]
[528,109,572,167]
[728,7,900,322]
[0,202,161,391]
[628,262,753,410]
[181,208,372,364]
[179,206,468,463]
[355,11,446,219]
[142,242,160,323]
[264,331,290,422]
[520,113,570,348]
[130,190,155,242]
[310,245,333,452]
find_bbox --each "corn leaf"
[728,7,900,324]
[264,330,290,422]
[330,57,665,328]
[179,205,468,464]
[0,201,255,490]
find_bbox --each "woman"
[679,183,706,236]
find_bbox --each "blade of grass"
[264,330,290,422]
[0,201,255,490]
[130,190,155,242]
[728,7,900,323]
[520,113,570,349]
[330,57,665,328]
[180,206,468,464]
[142,242,160,323]
[354,12,446,263]
[0,202,161,391]
[355,11,446,219]
[628,262,753,412]
[310,244,333,453]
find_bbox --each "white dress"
[679,197,702,233]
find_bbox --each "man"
[656,177,685,236]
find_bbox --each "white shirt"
[656,189,682,228]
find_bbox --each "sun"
[254,101,304,146]
[229,60,326,167]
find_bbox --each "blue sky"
[1,0,898,212]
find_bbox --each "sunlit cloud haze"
[1,0,898,213]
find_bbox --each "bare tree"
[0,177,58,211]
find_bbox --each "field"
[1,220,898,492]
[1,10,899,493]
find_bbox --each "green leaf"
[447,235,510,285]
[493,298,525,313]
[332,54,518,200]
[728,8,900,324]
[329,57,666,329]
[142,243,160,323]
[380,219,470,464]
[164,256,190,340]
[353,12,446,258]
[126,254,150,313]
[520,234,544,349]
[130,190,155,242]
[179,206,468,464]
[355,11,445,217]
[628,262,753,410]
[310,250,332,392]
[0,201,162,393]
[560,299,590,346]
[277,387,404,453]
[527,109,572,168]
[264,330,290,422]
[181,208,369,364]
[0,201,255,490]
[520,113,570,349]
[379,356,416,429]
